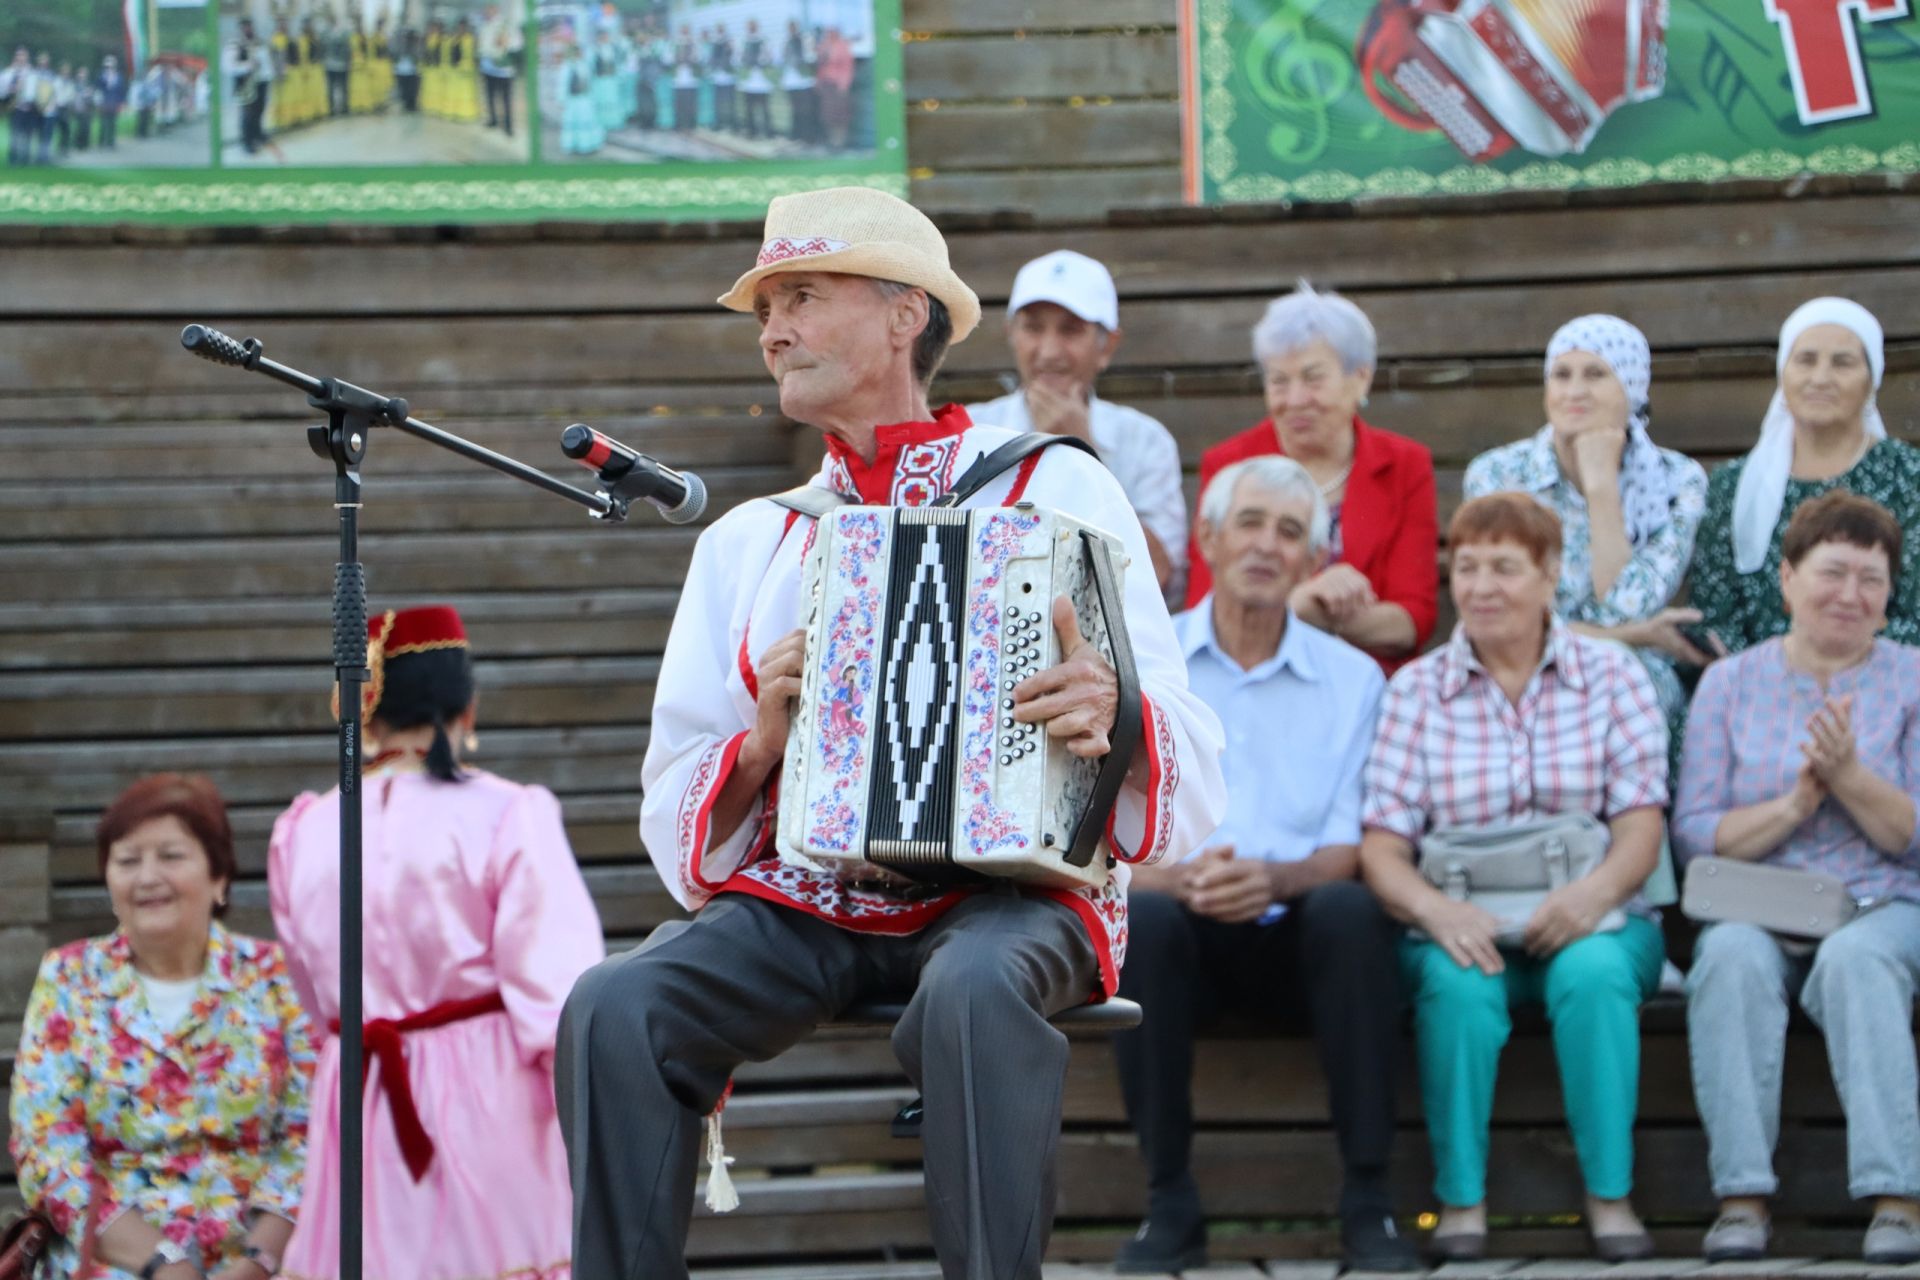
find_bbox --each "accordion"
[1359,0,1667,160]
[776,502,1141,892]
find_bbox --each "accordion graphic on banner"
[776,503,1141,892]
[1358,0,1669,159]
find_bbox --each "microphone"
[560,424,708,526]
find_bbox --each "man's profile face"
[753,271,901,429]
[1009,301,1118,401]
[1198,477,1323,612]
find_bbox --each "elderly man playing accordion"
[555,188,1227,1280]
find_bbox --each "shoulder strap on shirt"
[767,485,848,519]
[933,432,1098,508]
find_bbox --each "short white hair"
[1251,280,1377,374]
[1198,455,1330,554]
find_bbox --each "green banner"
[0,0,904,224]
[1183,0,1920,203]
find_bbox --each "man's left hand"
[1185,849,1275,923]
[1023,381,1095,445]
[1012,595,1119,758]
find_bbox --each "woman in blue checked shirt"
[1358,492,1670,1264]
[1674,490,1920,1266]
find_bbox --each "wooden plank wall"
[3,0,1920,1266]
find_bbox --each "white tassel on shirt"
[703,1108,739,1213]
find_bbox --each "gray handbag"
[1680,856,1858,941]
[1418,811,1623,942]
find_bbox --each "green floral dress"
[1692,438,1920,654]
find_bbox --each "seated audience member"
[968,250,1188,595]
[1692,297,1920,653]
[1185,283,1437,670]
[9,774,313,1280]
[1359,493,1669,1263]
[1113,456,1414,1274]
[270,605,605,1280]
[1464,314,1709,716]
[1674,491,1920,1265]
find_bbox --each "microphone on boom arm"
[560,424,709,526]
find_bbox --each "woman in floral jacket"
[9,774,314,1280]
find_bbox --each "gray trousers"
[555,889,1097,1280]
[1685,900,1920,1201]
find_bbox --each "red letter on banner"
[1765,0,1911,124]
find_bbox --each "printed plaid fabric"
[1673,637,1920,904]
[1363,617,1669,844]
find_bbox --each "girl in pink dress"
[269,605,605,1280]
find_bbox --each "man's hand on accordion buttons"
[742,629,808,775]
[1011,595,1119,759]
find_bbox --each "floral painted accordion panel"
[1360,0,1668,159]
[776,503,1138,892]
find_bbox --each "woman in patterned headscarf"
[1464,314,1709,718]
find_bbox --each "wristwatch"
[139,1239,193,1280]
[243,1244,284,1277]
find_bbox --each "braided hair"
[372,646,474,782]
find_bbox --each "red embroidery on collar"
[821,404,974,504]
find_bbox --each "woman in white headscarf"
[1692,297,1916,654]
[1465,314,1709,717]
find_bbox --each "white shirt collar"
[1178,597,1320,682]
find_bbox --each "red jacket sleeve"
[1184,445,1226,607]
[1377,440,1439,650]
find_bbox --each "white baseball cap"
[1006,250,1119,330]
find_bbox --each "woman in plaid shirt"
[1358,493,1670,1263]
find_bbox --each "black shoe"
[1113,1213,1207,1274]
[1342,1211,1422,1272]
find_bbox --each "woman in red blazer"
[1186,284,1438,670]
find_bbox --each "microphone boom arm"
[180,323,630,521]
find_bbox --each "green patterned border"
[1194,0,1918,205]
[0,170,908,220]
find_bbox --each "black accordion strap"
[767,485,848,519]
[933,432,1098,508]
[1066,528,1143,869]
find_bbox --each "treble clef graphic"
[1241,0,1355,165]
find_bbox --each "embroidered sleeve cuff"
[1105,695,1178,865]
[677,731,764,896]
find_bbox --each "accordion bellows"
[1360,0,1667,159]
[777,503,1133,891]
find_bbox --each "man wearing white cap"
[555,187,1227,1280]
[969,249,1189,596]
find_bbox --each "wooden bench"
[13,1000,1909,1265]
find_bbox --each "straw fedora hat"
[717,187,982,342]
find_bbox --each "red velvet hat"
[331,605,469,726]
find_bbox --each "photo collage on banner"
[0,0,904,221]
[1181,0,1920,204]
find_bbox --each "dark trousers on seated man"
[556,890,1097,1280]
[1115,880,1408,1270]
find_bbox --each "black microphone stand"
[178,324,639,1280]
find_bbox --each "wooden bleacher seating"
[3,2,1918,1267]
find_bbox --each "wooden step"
[0,655,660,738]
[0,589,682,670]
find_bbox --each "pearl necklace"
[1317,461,1354,498]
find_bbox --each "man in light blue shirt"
[1113,455,1417,1274]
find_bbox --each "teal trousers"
[1399,916,1664,1207]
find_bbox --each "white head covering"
[1545,314,1672,548]
[1729,297,1887,574]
